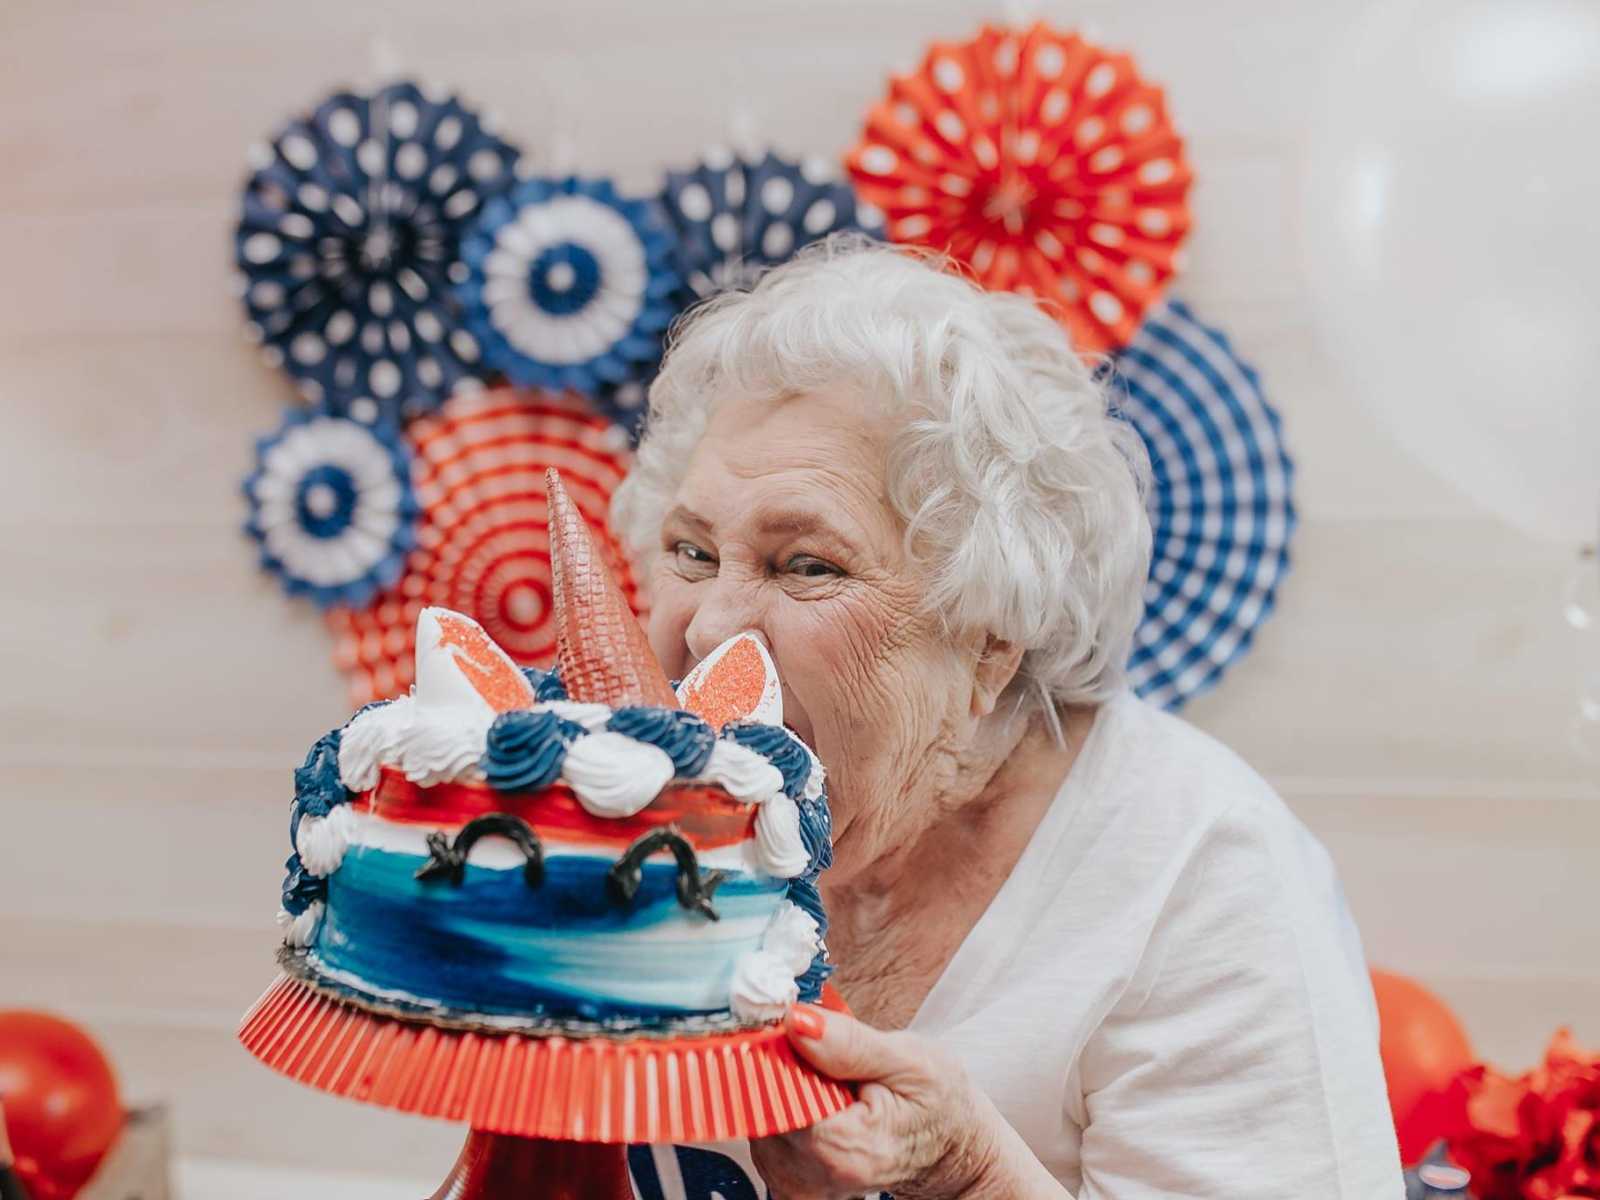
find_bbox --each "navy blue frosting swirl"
[289,725,348,850]
[607,707,717,775]
[795,792,834,876]
[281,852,330,914]
[521,665,569,702]
[787,785,836,1000]
[293,728,346,818]
[721,721,811,800]
[482,709,586,792]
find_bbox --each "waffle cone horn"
[546,468,678,708]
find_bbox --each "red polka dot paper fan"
[327,387,642,705]
[847,23,1193,354]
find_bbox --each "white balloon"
[1303,0,1600,543]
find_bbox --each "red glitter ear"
[678,633,783,730]
[546,468,678,708]
[425,609,537,713]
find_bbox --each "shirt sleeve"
[1072,802,1405,1199]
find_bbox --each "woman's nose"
[683,573,764,663]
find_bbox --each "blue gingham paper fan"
[243,409,418,608]
[454,176,681,429]
[1110,300,1296,710]
[660,147,885,301]
[235,80,520,424]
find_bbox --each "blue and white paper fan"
[235,80,520,424]
[243,409,418,608]
[660,147,884,301]
[1110,300,1296,710]
[454,176,681,429]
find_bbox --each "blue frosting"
[795,793,834,877]
[722,721,810,800]
[607,707,717,775]
[482,709,586,792]
[289,726,348,855]
[281,852,330,915]
[787,790,836,999]
[293,728,345,818]
[316,844,786,1019]
[521,665,569,702]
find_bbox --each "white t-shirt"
[628,692,1406,1199]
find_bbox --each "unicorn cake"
[275,470,832,1031]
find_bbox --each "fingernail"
[789,1004,826,1040]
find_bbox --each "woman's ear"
[971,634,1025,719]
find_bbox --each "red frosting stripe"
[366,767,757,850]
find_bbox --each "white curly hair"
[611,235,1152,723]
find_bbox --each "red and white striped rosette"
[239,976,854,1143]
[847,22,1193,354]
[327,387,644,705]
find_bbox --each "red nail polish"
[789,1004,826,1040]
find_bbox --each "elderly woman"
[612,239,1402,1199]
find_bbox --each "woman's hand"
[750,1004,1064,1200]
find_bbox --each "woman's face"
[645,389,984,885]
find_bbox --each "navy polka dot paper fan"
[242,408,419,609]
[235,80,520,425]
[1109,300,1296,711]
[661,147,886,302]
[453,175,682,431]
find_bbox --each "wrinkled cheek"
[644,578,695,680]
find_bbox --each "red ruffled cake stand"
[240,975,852,1197]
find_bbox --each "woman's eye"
[785,555,841,578]
[672,541,717,572]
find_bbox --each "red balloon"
[0,1012,122,1200]
[1370,969,1475,1165]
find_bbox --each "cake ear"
[414,607,537,713]
[546,468,679,708]
[677,632,784,730]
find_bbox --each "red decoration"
[1444,1029,1600,1200]
[1370,969,1475,1165]
[327,387,642,705]
[0,1012,122,1200]
[239,969,853,1144]
[847,22,1192,354]
[426,1131,631,1200]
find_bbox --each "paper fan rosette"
[1112,301,1295,710]
[236,80,519,423]
[661,147,885,302]
[326,386,643,704]
[848,23,1192,354]
[243,410,418,608]
[454,176,681,429]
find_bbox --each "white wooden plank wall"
[2,0,1596,1178]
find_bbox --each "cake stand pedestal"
[427,1130,630,1200]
